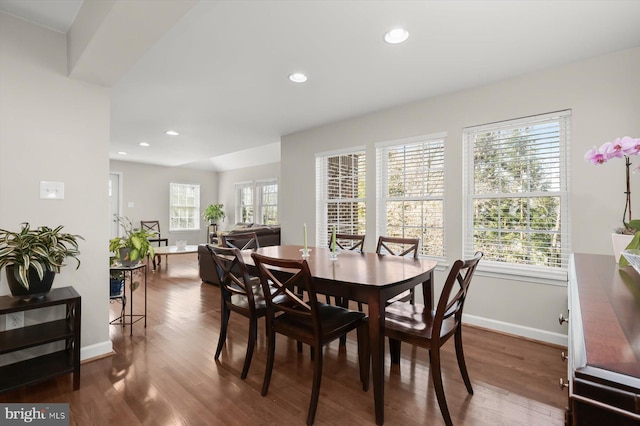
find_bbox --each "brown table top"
[571,253,640,386]
[243,244,437,289]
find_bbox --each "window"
[463,110,570,279]
[235,179,278,224]
[257,180,278,225]
[236,182,254,223]
[315,148,366,247]
[376,133,445,258]
[169,183,200,231]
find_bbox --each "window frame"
[235,179,279,225]
[315,147,366,248]
[169,182,201,232]
[376,132,446,260]
[462,110,571,284]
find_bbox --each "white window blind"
[169,182,200,231]
[463,110,571,279]
[315,148,366,247]
[376,133,445,258]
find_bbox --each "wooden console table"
[0,286,81,393]
[566,254,640,425]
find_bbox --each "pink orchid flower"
[620,136,640,155]
[584,146,607,164]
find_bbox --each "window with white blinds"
[376,133,445,258]
[463,110,570,280]
[169,182,200,231]
[315,148,366,247]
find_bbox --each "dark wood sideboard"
[567,254,640,425]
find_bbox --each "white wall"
[217,162,281,230]
[0,13,112,359]
[281,47,640,345]
[109,160,218,245]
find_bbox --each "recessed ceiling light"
[139,142,150,147]
[384,28,409,44]
[118,151,127,155]
[165,130,179,136]
[288,73,308,83]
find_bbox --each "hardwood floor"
[1,255,568,425]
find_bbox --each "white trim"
[476,261,569,286]
[80,340,113,361]
[463,313,568,346]
[315,145,366,158]
[374,131,448,148]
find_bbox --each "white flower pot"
[611,233,634,263]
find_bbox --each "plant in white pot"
[585,136,640,264]
[203,203,225,225]
[0,223,83,297]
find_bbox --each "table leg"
[129,269,134,336]
[369,293,385,425]
[144,264,147,328]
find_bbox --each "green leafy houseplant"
[0,223,83,290]
[203,203,225,224]
[619,220,640,267]
[109,217,155,265]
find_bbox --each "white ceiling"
[3,1,640,171]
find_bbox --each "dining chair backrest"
[332,233,366,252]
[207,245,258,310]
[251,253,320,330]
[376,236,419,258]
[433,251,483,342]
[222,231,260,251]
[140,220,161,239]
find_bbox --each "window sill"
[475,261,568,287]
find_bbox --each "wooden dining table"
[241,245,437,425]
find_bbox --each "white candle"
[331,225,336,252]
[303,223,308,250]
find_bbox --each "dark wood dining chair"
[221,231,260,251]
[333,233,366,251]
[326,233,366,311]
[206,245,265,379]
[384,251,483,426]
[251,252,370,425]
[376,236,420,304]
[141,220,168,267]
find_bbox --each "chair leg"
[357,324,369,391]
[389,337,401,365]
[430,348,453,426]
[306,344,323,425]
[455,326,473,394]
[215,305,230,360]
[241,317,258,379]
[261,326,276,396]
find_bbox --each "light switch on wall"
[40,181,64,199]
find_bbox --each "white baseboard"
[81,340,113,362]
[462,313,568,347]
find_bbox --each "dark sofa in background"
[198,225,281,285]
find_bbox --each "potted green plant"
[0,223,83,297]
[203,203,225,225]
[109,216,155,266]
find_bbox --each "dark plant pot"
[118,247,138,267]
[110,278,125,297]
[6,265,55,299]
